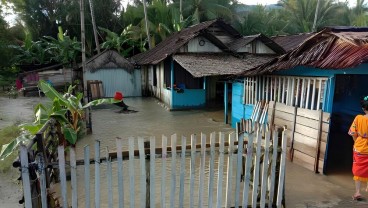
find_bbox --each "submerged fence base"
[17,120,287,208]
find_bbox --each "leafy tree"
[350,0,368,26]
[279,0,349,33]
[233,5,287,36]
[181,0,233,24]
[43,26,81,67]
[100,25,147,57]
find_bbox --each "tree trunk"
[312,0,321,32]
[143,0,152,49]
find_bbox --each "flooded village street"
[0,96,368,207]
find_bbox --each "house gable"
[182,36,223,53]
[236,40,276,54]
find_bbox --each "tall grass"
[0,125,21,172]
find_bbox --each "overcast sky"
[240,0,356,7]
[2,0,359,26]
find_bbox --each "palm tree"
[280,0,348,33]
[182,0,233,24]
[350,0,368,26]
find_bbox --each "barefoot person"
[349,96,368,200]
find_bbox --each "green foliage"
[9,32,53,65]
[100,25,147,57]
[0,125,22,172]
[0,80,119,160]
[43,26,81,67]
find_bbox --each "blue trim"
[275,64,368,77]
[224,82,228,124]
[172,89,206,109]
[326,76,335,113]
[170,58,174,109]
[203,77,207,90]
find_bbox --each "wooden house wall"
[186,36,222,53]
[85,68,141,97]
[236,40,276,54]
[38,68,72,86]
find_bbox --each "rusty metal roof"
[238,28,368,76]
[272,33,315,52]
[173,53,274,77]
[131,19,241,65]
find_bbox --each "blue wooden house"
[132,19,284,113]
[232,27,368,173]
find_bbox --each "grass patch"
[0,125,21,172]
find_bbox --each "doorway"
[326,74,368,173]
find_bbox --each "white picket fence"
[19,123,287,208]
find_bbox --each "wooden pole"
[314,109,324,173]
[88,0,101,53]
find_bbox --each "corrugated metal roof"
[238,28,368,77]
[173,53,274,77]
[131,19,241,65]
[272,33,314,52]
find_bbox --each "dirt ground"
[1,95,368,207]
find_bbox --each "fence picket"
[106,147,113,208]
[18,127,289,208]
[225,133,235,207]
[242,132,254,207]
[128,137,135,208]
[170,134,178,207]
[179,136,187,208]
[189,134,197,208]
[138,138,146,208]
[208,132,216,207]
[95,140,101,208]
[116,138,124,208]
[150,137,156,208]
[161,135,167,208]
[216,133,225,208]
[20,145,32,208]
[252,130,262,207]
[58,145,68,207]
[198,133,206,208]
[268,127,279,207]
[84,145,90,208]
[260,131,271,207]
[70,147,78,208]
[36,153,47,208]
[235,124,244,207]
[277,128,287,207]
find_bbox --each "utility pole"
[80,0,91,132]
[89,0,101,54]
[142,0,152,49]
[312,0,321,32]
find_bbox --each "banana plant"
[0,80,118,160]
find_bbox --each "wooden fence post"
[20,145,32,208]
[144,140,150,208]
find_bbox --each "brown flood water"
[70,97,238,207]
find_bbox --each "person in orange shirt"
[349,96,368,200]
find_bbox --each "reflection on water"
[61,97,246,207]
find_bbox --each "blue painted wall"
[172,89,206,109]
[231,82,255,128]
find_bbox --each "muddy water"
[67,97,242,207]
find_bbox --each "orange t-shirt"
[349,115,368,154]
